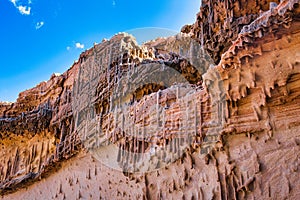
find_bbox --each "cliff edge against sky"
[1,0,300,199]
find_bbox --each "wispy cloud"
[75,42,84,49]
[66,42,85,51]
[10,0,17,6]
[18,6,31,15]
[112,0,116,6]
[35,21,44,29]
[9,0,31,15]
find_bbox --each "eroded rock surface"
[1,0,300,199]
[188,0,283,64]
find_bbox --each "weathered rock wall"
[0,0,299,199]
[0,63,81,193]
[187,0,282,63]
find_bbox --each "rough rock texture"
[188,0,283,63]
[1,0,300,199]
[71,32,217,174]
[0,64,81,193]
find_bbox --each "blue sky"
[0,0,200,102]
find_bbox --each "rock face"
[0,63,81,193]
[1,0,300,199]
[189,0,283,63]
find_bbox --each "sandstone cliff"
[1,0,300,199]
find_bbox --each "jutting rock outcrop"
[1,0,300,199]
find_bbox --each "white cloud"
[112,0,116,6]
[9,0,31,15]
[35,21,44,29]
[17,5,31,15]
[75,43,84,49]
[10,0,17,6]
[66,46,71,51]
